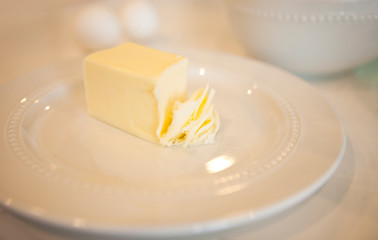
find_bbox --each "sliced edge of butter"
[159,84,220,147]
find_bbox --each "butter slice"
[160,84,220,147]
[84,42,188,143]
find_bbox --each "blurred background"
[1,0,377,85]
[0,0,246,86]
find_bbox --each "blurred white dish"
[0,49,345,239]
[226,0,378,76]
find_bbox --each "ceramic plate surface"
[0,49,345,239]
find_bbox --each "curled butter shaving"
[159,84,220,147]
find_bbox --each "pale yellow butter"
[84,42,187,143]
[84,42,220,146]
[160,84,220,147]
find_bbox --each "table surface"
[0,1,377,240]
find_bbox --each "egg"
[120,0,159,40]
[74,4,123,50]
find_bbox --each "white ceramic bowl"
[225,0,378,76]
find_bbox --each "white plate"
[0,49,345,239]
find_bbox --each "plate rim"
[0,48,346,238]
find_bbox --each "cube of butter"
[84,42,188,143]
